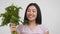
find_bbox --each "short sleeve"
[41,24,49,32]
[16,24,23,32]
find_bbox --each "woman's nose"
[30,11,33,14]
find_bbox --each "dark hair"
[24,3,42,25]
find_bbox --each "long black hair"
[24,3,42,25]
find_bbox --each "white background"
[0,0,60,34]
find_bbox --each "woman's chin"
[28,18,35,21]
[28,19,35,21]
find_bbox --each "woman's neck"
[28,20,37,27]
[27,20,38,30]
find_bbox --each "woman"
[17,3,49,34]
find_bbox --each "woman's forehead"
[28,6,37,10]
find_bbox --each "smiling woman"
[16,3,49,34]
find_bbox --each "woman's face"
[26,5,37,21]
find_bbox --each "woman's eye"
[33,11,35,12]
[27,10,30,12]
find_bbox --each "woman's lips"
[29,16,33,17]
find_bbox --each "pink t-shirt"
[17,24,48,34]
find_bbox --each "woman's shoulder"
[38,24,48,32]
[16,24,24,31]
[38,24,47,27]
[39,24,47,27]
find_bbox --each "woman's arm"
[45,31,49,34]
